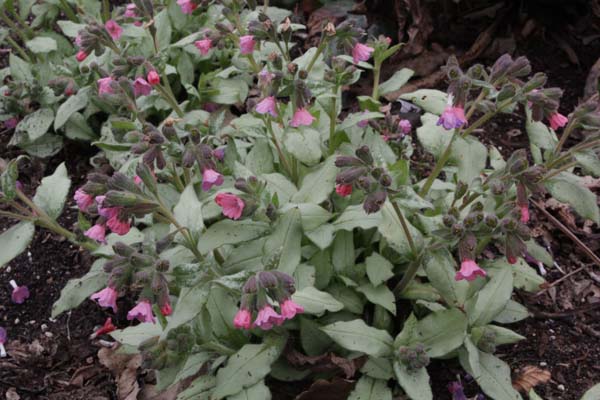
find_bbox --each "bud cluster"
[397,344,430,371]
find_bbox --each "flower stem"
[58,0,79,22]
[371,59,382,99]
[552,121,575,157]
[418,130,458,197]
[328,86,338,155]
[264,116,293,179]
[306,40,326,75]
[393,260,421,296]
[543,161,577,181]
[391,199,418,257]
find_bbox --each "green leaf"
[281,203,331,231]
[327,283,364,314]
[209,78,249,104]
[472,325,525,346]
[292,286,344,314]
[468,267,514,326]
[348,376,392,400]
[399,89,448,115]
[284,128,322,166]
[246,139,274,174]
[56,20,85,37]
[338,111,384,131]
[0,222,35,268]
[525,240,553,267]
[393,362,432,400]
[54,87,90,130]
[493,300,530,324]
[378,200,423,257]
[110,323,163,347]
[357,283,396,315]
[458,335,481,379]
[509,259,545,292]
[365,252,394,286]
[19,133,63,157]
[525,110,557,149]
[65,112,96,141]
[197,220,269,254]
[33,162,70,220]
[545,172,600,224]
[229,381,271,400]
[174,184,204,234]
[206,284,238,337]
[575,149,600,177]
[581,383,600,400]
[406,308,467,358]
[300,317,333,356]
[177,375,216,400]
[9,53,33,83]
[162,282,209,336]
[379,68,414,96]
[463,350,523,400]
[528,389,543,400]
[213,338,285,399]
[423,249,469,307]
[264,208,302,274]
[51,259,107,317]
[15,108,54,142]
[321,319,394,357]
[361,357,394,380]
[261,173,298,204]
[173,352,212,384]
[292,157,337,204]
[154,9,172,50]
[333,205,381,231]
[25,36,57,53]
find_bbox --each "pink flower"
[213,148,225,161]
[239,35,256,55]
[177,0,197,14]
[85,224,107,243]
[399,119,412,134]
[255,96,278,117]
[357,111,369,128]
[336,184,353,197]
[233,308,252,329]
[507,256,518,264]
[75,33,83,47]
[352,43,374,63]
[194,39,212,55]
[437,106,467,130]
[124,3,137,18]
[258,68,275,86]
[161,302,172,316]
[74,189,94,212]
[147,70,160,85]
[97,77,114,95]
[96,196,119,219]
[3,117,18,130]
[105,20,123,41]
[90,286,118,312]
[76,50,88,62]
[134,175,143,185]
[107,215,131,235]
[548,112,568,130]
[127,300,156,323]
[90,317,116,339]
[280,299,304,320]
[202,169,224,191]
[215,192,245,220]
[455,259,486,282]
[9,280,29,304]
[520,205,530,223]
[133,77,152,97]
[290,108,315,127]
[253,305,283,330]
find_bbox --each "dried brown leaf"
[513,366,551,392]
[6,387,20,400]
[294,378,354,400]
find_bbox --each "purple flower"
[97,77,114,95]
[133,77,152,97]
[105,20,123,41]
[202,169,224,191]
[280,299,304,320]
[253,305,283,330]
[127,300,156,323]
[258,68,275,86]
[399,119,412,134]
[437,106,467,130]
[255,96,278,117]
[74,188,94,212]
[124,3,137,18]
[9,280,30,304]
[352,43,374,63]
[90,286,118,313]
[85,224,107,243]
[290,108,315,127]
[194,39,212,55]
[239,35,256,55]
[0,327,7,358]
[448,381,467,400]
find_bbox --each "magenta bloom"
[280,299,304,320]
[239,35,256,55]
[96,196,119,220]
[335,184,353,197]
[202,169,224,191]
[76,50,88,62]
[124,3,137,18]
[161,302,172,316]
[352,43,374,63]
[215,192,245,220]
[134,175,143,185]
[437,106,467,130]
[147,70,160,85]
[177,0,197,14]
[213,148,225,161]
[9,280,30,304]
[194,39,212,55]
[3,117,18,130]
[548,112,568,130]
[520,205,530,223]
[97,77,114,95]
[105,20,123,41]
[127,300,156,323]
[133,77,152,97]
[258,68,275,86]
[75,33,83,47]
[507,256,518,264]
[85,224,107,243]
[233,308,252,329]
[255,96,278,117]
[74,189,94,212]
[90,286,118,313]
[399,119,412,134]
[290,108,315,127]
[90,317,116,339]
[107,215,130,235]
[455,259,486,282]
[253,305,283,330]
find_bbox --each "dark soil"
[1,2,600,399]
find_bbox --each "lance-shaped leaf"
[33,162,71,220]
[393,361,433,400]
[0,222,34,269]
[321,319,393,357]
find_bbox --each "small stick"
[532,201,600,267]
[535,266,584,296]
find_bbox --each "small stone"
[29,320,36,325]
[558,384,565,391]
[6,266,11,273]
[550,335,556,341]
[86,357,94,364]
[540,361,547,367]
[44,331,53,338]
[41,324,48,332]
[14,318,19,325]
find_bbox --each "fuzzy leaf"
[545,172,600,224]
[197,220,269,254]
[292,157,337,204]
[379,68,414,96]
[33,162,71,220]
[463,350,523,400]
[292,286,344,314]
[0,222,35,268]
[393,362,432,400]
[348,376,392,400]
[321,319,394,357]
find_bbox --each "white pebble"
[540,361,547,367]
[41,324,48,332]
[14,318,19,325]
[44,331,53,338]
[558,384,565,391]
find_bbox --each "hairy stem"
[393,260,421,296]
[306,40,326,75]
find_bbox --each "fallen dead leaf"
[294,378,355,400]
[98,346,142,400]
[513,365,551,392]
[6,387,20,400]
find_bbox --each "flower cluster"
[233,271,303,330]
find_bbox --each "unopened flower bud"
[357,176,374,191]
[243,275,257,294]
[463,213,479,228]
[234,178,251,193]
[335,156,363,167]
[155,259,170,272]
[298,69,308,80]
[257,271,278,288]
[484,214,498,228]
[455,181,468,199]
[113,241,135,257]
[130,253,154,268]
[451,222,465,236]
[162,124,177,141]
[324,22,336,36]
[501,218,517,232]
[442,214,456,227]
[509,159,529,175]
[104,190,138,207]
[363,191,387,214]
[287,63,298,75]
[379,174,392,187]
[355,145,373,165]
[336,167,367,185]
[490,180,505,195]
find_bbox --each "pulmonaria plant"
[1,2,600,400]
